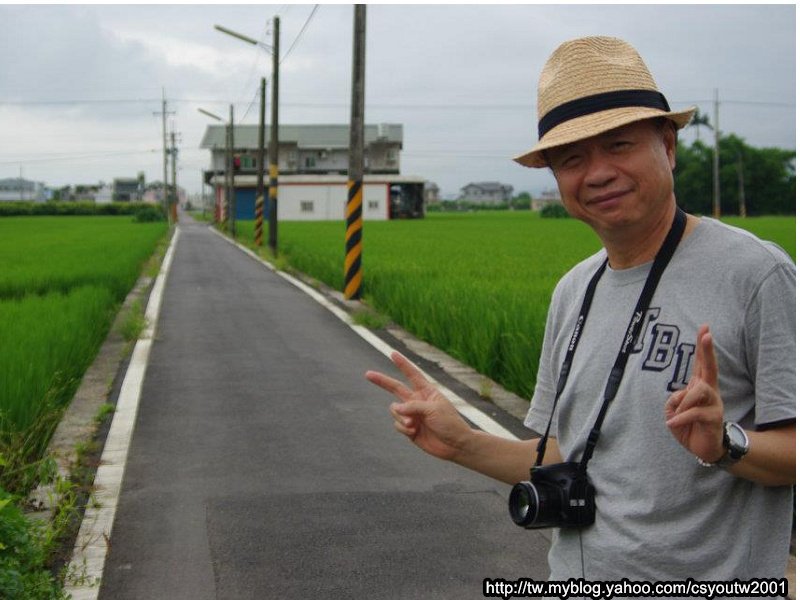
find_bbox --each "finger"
[390,405,418,437]
[364,370,413,401]
[691,324,711,381]
[665,405,721,429]
[664,388,687,418]
[390,352,432,391]
[668,382,717,415]
[698,329,719,389]
[393,419,417,438]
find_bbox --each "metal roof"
[199,123,403,149]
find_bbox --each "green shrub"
[132,204,166,222]
[0,489,66,599]
[539,203,571,218]
[0,201,164,218]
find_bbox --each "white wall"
[278,182,389,221]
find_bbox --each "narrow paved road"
[98,216,550,599]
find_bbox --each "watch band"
[696,421,749,469]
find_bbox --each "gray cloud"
[0,4,794,196]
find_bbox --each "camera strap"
[534,208,687,468]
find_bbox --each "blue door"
[235,188,256,220]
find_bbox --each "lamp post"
[215,20,279,255]
[197,107,233,229]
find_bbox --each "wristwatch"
[697,421,750,469]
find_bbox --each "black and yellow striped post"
[344,181,363,299]
[254,193,264,246]
[344,4,366,301]
[267,164,278,254]
[254,77,266,247]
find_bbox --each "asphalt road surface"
[98,215,550,599]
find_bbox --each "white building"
[200,123,425,221]
[0,178,48,202]
[460,181,514,204]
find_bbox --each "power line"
[281,4,319,65]
[0,97,793,110]
[0,149,160,166]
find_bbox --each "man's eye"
[559,155,581,168]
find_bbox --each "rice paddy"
[0,216,167,491]
[231,211,795,401]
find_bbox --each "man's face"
[547,119,677,235]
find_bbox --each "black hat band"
[538,89,671,139]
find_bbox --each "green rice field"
[0,216,167,488]
[230,212,795,400]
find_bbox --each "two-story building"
[0,178,48,202]
[460,182,514,205]
[200,123,425,221]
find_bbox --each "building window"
[368,201,379,210]
[301,201,314,212]
[305,157,316,168]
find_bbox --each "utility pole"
[228,104,236,238]
[255,77,266,247]
[201,169,206,219]
[344,5,366,301]
[170,129,178,221]
[268,16,280,256]
[155,89,175,223]
[712,88,721,219]
[737,152,747,217]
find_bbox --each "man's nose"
[584,149,616,187]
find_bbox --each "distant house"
[112,178,142,202]
[0,178,47,202]
[531,188,563,211]
[460,181,514,204]
[424,181,440,204]
[200,123,404,179]
[95,185,113,204]
[200,122,425,221]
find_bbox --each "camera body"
[508,462,595,529]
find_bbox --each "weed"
[0,487,69,599]
[352,309,390,330]
[93,404,115,426]
[479,379,494,400]
[118,299,147,342]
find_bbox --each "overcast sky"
[0,3,795,198]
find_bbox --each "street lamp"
[215,19,279,255]
[198,107,235,233]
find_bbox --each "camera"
[508,462,595,529]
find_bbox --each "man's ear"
[661,121,678,171]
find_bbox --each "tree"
[689,111,713,143]
[674,135,795,216]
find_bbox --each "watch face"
[726,423,749,451]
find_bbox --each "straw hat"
[514,36,696,169]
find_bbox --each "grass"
[118,299,147,342]
[228,211,795,401]
[0,215,167,598]
[721,216,795,260]
[0,216,167,493]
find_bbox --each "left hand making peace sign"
[665,324,726,464]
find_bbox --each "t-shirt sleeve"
[745,262,796,428]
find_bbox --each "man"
[365,36,795,585]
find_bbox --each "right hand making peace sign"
[365,352,473,462]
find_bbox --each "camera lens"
[509,481,539,527]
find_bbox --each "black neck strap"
[534,208,687,469]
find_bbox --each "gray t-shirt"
[525,217,795,584]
